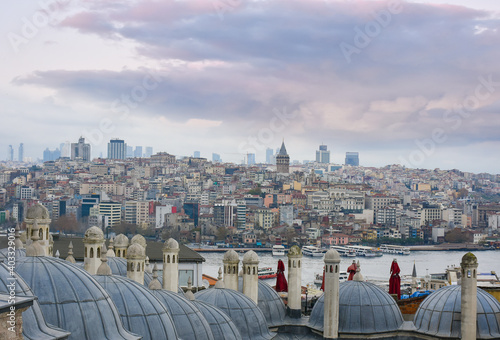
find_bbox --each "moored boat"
[302,245,326,257]
[272,245,286,256]
[258,267,277,279]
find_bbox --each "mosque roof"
[192,300,243,340]
[26,204,50,220]
[14,256,139,340]
[151,289,215,340]
[414,285,500,339]
[0,247,26,262]
[114,234,129,247]
[93,275,178,340]
[195,287,274,340]
[309,281,404,334]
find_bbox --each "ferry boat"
[330,245,356,257]
[347,245,383,257]
[380,244,411,255]
[314,271,349,285]
[258,267,277,279]
[302,246,326,257]
[272,245,286,256]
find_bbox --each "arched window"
[253,267,256,275]
[167,255,171,263]
[97,247,101,258]
[142,262,144,271]
[173,255,176,263]
[298,260,301,268]
[224,266,227,274]
[85,247,88,257]
[247,266,250,275]
[288,259,291,267]
[90,248,94,258]
[335,265,338,273]
[330,265,333,273]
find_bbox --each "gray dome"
[195,287,274,340]
[94,275,178,340]
[151,289,214,340]
[193,300,243,340]
[309,281,404,334]
[26,204,50,220]
[0,247,26,262]
[237,277,286,327]
[130,234,147,249]
[14,256,139,340]
[0,262,70,340]
[114,234,129,247]
[414,285,500,338]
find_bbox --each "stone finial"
[215,267,225,289]
[96,245,112,276]
[145,256,152,274]
[184,276,196,301]
[66,241,76,263]
[353,261,364,281]
[55,250,60,258]
[148,263,162,290]
[14,225,24,249]
[107,237,116,258]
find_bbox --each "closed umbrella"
[275,259,288,292]
[347,260,357,281]
[389,258,401,299]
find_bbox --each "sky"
[1,0,500,173]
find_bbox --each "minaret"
[242,250,259,304]
[83,226,105,275]
[323,249,341,339]
[223,249,239,290]
[25,203,51,256]
[163,238,180,292]
[126,243,146,285]
[287,245,302,318]
[25,223,44,257]
[461,252,478,340]
[114,234,129,258]
[65,241,76,263]
[106,237,116,258]
[411,261,418,294]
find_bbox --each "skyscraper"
[71,137,91,161]
[126,146,133,158]
[43,148,61,162]
[266,148,274,164]
[134,146,143,158]
[144,146,153,158]
[316,144,330,163]
[247,153,256,165]
[60,141,71,158]
[107,139,127,160]
[212,153,221,163]
[18,143,24,162]
[194,151,201,158]
[345,152,359,166]
[276,140,290,173]
[8,145,13,161]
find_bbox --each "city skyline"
[2,0,500,173]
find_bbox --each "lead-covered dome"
[309,281,404,334]
[94,275,178,340]
[414,285,500,338]
[223,249,239,262]
[242,250,258,263]
[195,287,274,340]
[14,256,139,340]
[114,234,129,248]
[131,234,147,250]
[84,226,104,242]
[26,204,50,220]
[163,238,179,250]
[193,300,243,340]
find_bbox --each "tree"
[444,228,469,243]
[50,214,79,234]
[113,222,138,235]
[216,227,228,241]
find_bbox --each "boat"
[314,271,348,285]
[346,245,383,257]
[258,267,277,279]
[380,244,410,255]
[272,245,286,256]
[302,246,326,257]
[330,245,356,257]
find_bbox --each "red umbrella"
[389,259,401,299]
[275,259,288,292]
[347,260,357,281]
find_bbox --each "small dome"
[94,275,179,340]
[84,226,104,242]
[462,252,478,266]
[324,249,341,262]
[242,250,259,263]
[288,245,301,256]
[114,234,129,248]
[151,289,215,340]
[126,243,145,259]
[131,234,147,249]
[223,249,239,262]
[26,204,50,220]
[414,285,500,338]
[14,256,139,340]
[163,238,179,250]
[193,300,242,340]
[195,287,274,340]
[309,281,404,334]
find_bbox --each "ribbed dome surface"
[0,262,70,340]
[193,300,243,340]
[14,256,139,340]
[414,285,500,339]
[0,247,26,262]
[309,281,404,334]
[94,275,178,340]
[195,287,274,340]
[151,289,214,340]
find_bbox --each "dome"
[237,278,286,327]
[0,262,71,340]
[26,203,50,220]
[131,234,147,249]
[114,234,129,248]
[195,287,274,340]
[151,289,215,340]
[242,250,259,263]
[462,252,478,266]
[309,281,404,334]
[223,249,239,262]
[324,249,341,262]
[163,238,179,250]
[14,256,139,340]
[83,226,104,242]
[193,300,243,340]
[94,275,178,340]
[126,243,145,258]
[0,247,25,262]
[288,245,301,256]
[414,285,500,338]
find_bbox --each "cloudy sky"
[2,0,500,173]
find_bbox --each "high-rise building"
[316,144,330,163]
[107,139,127,160]
[60,141,70,158]
[43,148,61,162]
[266,148,274,164]
[126,146,133,158]
[194,151,201,158]
[144,146,153,158]
[345,152,359,166]
[71,137,91,161]
[134,146,143,158]
[247,153,256,165]
[276,141,290,174]
[212,153,221,163]
[8,145,13,161]
[18,143,24,162]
